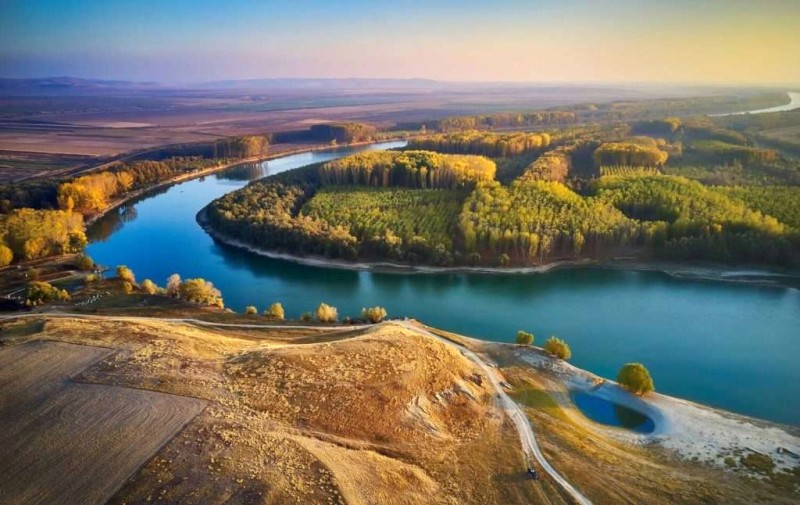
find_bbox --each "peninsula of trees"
[203,122,800,268]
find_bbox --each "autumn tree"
[178,278,224,308]
[617,363,654,395]
[544,336,571,360]
[116,265,135,284]
[166,273,181,297]
[515,330,534,346]
[0,244,12,267]
[264,302,285,320]
[316,303,338,323]
[361,306,388,323]
[245,305,258,315]
[140,279,158,295]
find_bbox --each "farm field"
[0,339,205,505]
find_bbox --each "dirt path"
[398,321,593,505]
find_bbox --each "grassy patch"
[740,453,775,474]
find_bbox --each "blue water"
[572,391,655,434]
[87,141,800,425]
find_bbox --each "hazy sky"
[2,0,799,84]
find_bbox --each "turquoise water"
[572,391,655,434]
[87,142,800,425]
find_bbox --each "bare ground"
[0,340,206,505]
[1,313,796,504]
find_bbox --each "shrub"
[361,306,388,323]
[544,336,571,360]
[76,254,94,271]
[178,278,224,308]
[0,244,13,267]
[617,363,654,395]
[85,273,99,284]
[140,279,157,295]
[166,273,181,297]
[300,312,312,322]
[122,281,133,294]
[515,330,534,346]
[264,302,285,320]
[244,305,258,315]
[26,281,70,305]
[116,265,135,283]
[316,303,338,323]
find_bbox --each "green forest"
[205,107,800,269]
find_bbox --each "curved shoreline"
[84,139,405,227]
[197,208,800,287]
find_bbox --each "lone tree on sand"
[515,330,534,346]
[617,363,654,395]
[544,336,571,360]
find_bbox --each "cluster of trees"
[689,140,778,166]
[319,151,496,189]
[632,117,681,136]
[206,168,362,260]
[517,148,572,182]
[459,180,639,262]
[0,208,85,262]
[58,157,219,214]
[593,137,669,168]
[109,269,225,308]
[302,187,465,263]
[0,180,60,211]
[435,111,577,132]
[717,186,800,230]
[309,123,376,143]
[25,281,70,305]
[408,131,550,157]
[593,174,798,265]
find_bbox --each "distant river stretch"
[87,141,800,425]
[711,90,800,116]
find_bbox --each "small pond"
[572,391,656,434]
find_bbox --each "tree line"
[319,151,496,189]
[0,208,85,263]
[407,131,550,158]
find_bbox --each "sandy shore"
[502,342,800,473]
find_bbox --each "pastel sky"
[2,0,799,84]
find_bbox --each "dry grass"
[2,314,794,504]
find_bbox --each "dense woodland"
[206,105,800,269]
[319,151,495,189]
[0,209,85,262]
[3,93,800,272]
[408,131,550,157]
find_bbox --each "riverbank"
[456,332,800,475]
[84,138,405,227]
[711,91,800,117]
[197,209,800,288]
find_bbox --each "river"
[86,141,800,425]
[711,91,800,116]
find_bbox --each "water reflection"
[215,162,268,182]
